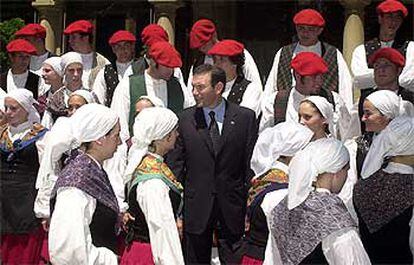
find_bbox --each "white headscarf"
[301,96,336,138]
[0,88,6,111]
[287,137,350,210]
[251,121,314,177]
[36,103,118,188]
[61,52,83,73]
[124,107,178,183]
[43,57,63,77]
[366,90,400,119]
[361,116,414,179]
[70,89,96,104]
[5,88,40,124]
[138,95,165,108]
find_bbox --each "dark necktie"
[208,111,221,155]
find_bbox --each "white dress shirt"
[264,41,353,111]
[49,187,118,265]
[136,177,185,265]
[351,41,414,92]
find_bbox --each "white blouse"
[49,187,118,265]
[136,178,184,265]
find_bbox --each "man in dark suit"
[167,64,258,264]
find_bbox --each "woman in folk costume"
[0,89,48,265]
[266,138,370,265]
[242,122,314,265]
[67,89,96,116]
[353,116,414,264]
[120,107,184,265]
[47,104,121,264]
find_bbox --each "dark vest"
[273,87,335,125]
[364,38,410,67]
[89,202,118,253]
[0,71,39,98]
[276,42,339,93]
[104,58,148,107]
[358,86,414,134]
[125,183,181,245]
[355,132,374,180]
[128,74,184,136]
[227,75,251,105]
[1,135,41,234]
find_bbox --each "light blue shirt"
[203,98,226,134]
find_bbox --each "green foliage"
[0,18,25,72]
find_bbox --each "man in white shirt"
[260,52,352,140]
[0,39,41,98]
[207,39,262,117]
[351,0,413,91]
[63,20,110,90]
[107,41,194,213]
[92,30,139,106]
[14,23,55,74]
[187,19,262,95]
[263,9,353,111]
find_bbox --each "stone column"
[32,0,64,55]
[148,0,182,45]
[339,0,371,68]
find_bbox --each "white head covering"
[124,107,178,183]
[366,90,400,119]
[301,96,336,138]
[36,103,118,188]
[251,121,314,177]
[0,88,6,111]
[43,57,63,77]
[287,137,350,210]
[361,116,414,179]
[5,88,40,124]
[70,89,96,104]
[138,95,165,108]
[61,52,83,73]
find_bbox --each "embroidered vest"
[104,58,148,107]
[0,124,47,234]
[227,75,251,105]
[128,74,184,136]
[365,38,410,67]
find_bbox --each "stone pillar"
[32,0,64,55]
[339,0,371,68]
[148,0,182,45]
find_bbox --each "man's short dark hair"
[193,64,226,88]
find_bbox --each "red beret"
[141,24,169,47]
[293,9,325,27]
[369,47,405,67]
[291,52,328,76]
[149,41,182,68]
[64,20,93,35]
[207,39,244,57]
[377,0,408,17]
[108,30,136,45]
[190,19,216,49]
[6,39,37,55]
[15,23,46,38]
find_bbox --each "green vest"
[128,74,184,136]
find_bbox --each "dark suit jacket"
[167,100,258,235]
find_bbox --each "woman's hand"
[122,212,135,231]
